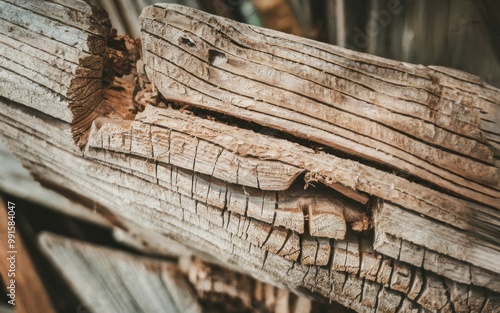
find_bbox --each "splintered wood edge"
[2,2,500,311]
[85,128,350,241]
[372,201,500,284]
[3,100,499,312]
[140,4,500,204]
[85,103,497,284]
[85,106,372,238]
[87,105,498,238]
[82,109,500,298]
[0,0,147,149]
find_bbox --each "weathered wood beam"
[1,2,499,312]
[0,0,111,146]
[373,201,500,277]
[141,4,500,207]
[38,232,200,313]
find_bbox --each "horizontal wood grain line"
[143,64,500,207]
[140,25,492,165]
[148,5,499,127]
[140,11,500,193]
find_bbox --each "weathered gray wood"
[86,110,370,240]
[0,0,110,145]
[39,232,195,313]
[0,143,111,227]
[108,105,497,242]
[2,101,468,312]
[1,2,500,313]
[87,103,498,270]
[141,4,500,206]
[373,231,500,293]
[373,201,500,278]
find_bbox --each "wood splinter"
[1,1,500,312]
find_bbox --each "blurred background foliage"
[89,0,500,88]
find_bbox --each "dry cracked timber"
[0,1,499,312]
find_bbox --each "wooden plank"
[135,106,497,237]
[4,0,110,36]
[0,0,110,144]
[373,201,500,275]
[373,228,500,293]
[88,114,305,191]
[0,1,106,53]
[1,2,499,312]
[38,232,199,313]
[141,4,500,202]
[88,114,372,239]
[2,95,496,310]
[0,142,110,227]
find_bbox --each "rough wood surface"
[141,4,500,206]
[39,232,319,313]
[39,232,200,313]
[0,2,499,312]
[373,201,500,279]
[0,0,111,145]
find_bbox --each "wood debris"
[0,2,499,312]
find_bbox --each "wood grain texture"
[373,201,500,278]
[5,97,493,312]
[141,4,500,205]
[38,232,199,313]
[1,2,500,312]
[0,0,111,145]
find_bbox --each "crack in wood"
[2,2,500,312]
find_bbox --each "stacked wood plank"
[0,1,499,312]
[39,232,200,313]
[37,231,319,313]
